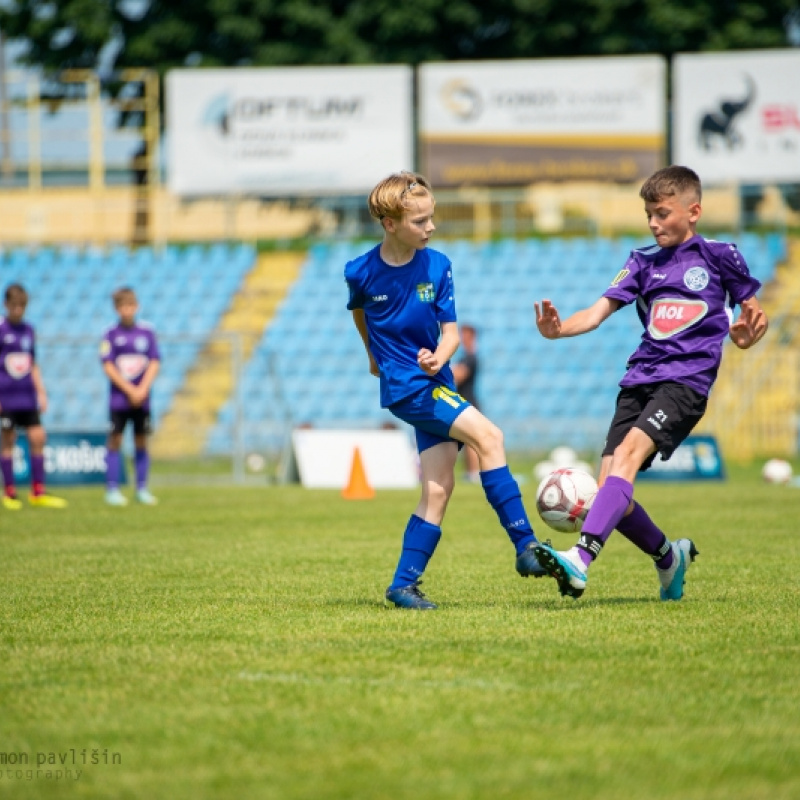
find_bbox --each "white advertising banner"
[166,66,413,195]
[673,50,800,184]
[419,56,666,186]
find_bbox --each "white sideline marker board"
[291,429,419,489]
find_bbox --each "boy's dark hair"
[112,286,137,307]
[640,165,702,204]
[4,283,28,303]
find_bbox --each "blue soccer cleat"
[385,580,438,610]
[656,538,699,601]
[515,542,547,578]
[533,542,588,599]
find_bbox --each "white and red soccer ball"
[762,458,793,485]
[535,468,599,533]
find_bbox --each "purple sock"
[135,449,149,490]
[0,456,15,494]
[31,454,45,488]
[576,476,634,566]
[616,502,674,569]
[106,450,121,489]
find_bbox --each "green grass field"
[1,464,799,799]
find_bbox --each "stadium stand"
[0,234,785,455]
[0,242,256,435]
[206,232,786,454]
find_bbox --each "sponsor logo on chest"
[648,298,708,339]
[4,352,32,379]
[416,283,435,303]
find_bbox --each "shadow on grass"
[322,594,664,611]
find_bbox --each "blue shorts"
[389,384,470,454]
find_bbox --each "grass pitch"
[1,464,799,799]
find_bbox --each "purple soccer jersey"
[0,317,37,412]
[100,322,160,411]
[604,234,762,396]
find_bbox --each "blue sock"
[480,466,537,555]
[389,515,442,590]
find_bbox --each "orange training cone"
[342,447,375,500]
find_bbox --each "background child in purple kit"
[0,283,67,509]
[533,165,768,601]
[100,287,161,506]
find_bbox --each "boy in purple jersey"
[100,287,161,506]
[347,172,546,610]
[0,284,67,510]
[533,166,768,600]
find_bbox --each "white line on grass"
[237,671,530,693]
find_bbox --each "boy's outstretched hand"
[535,300,562,339]
[729,299,768,349]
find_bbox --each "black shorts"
[110,409,152,437]
[1,409,42,430]
[602,382,707,472]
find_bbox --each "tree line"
[1,0,796,77]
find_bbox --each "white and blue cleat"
[533,542,588,599]
[105,488,129,507]
[657,538,699,601]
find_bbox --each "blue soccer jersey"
[345,244,458,407]
[604,234,762,396]
[0,317,37,412]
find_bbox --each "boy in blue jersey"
[100,287,161,506]
[346,171,545,610]
[533,166,768,600]
[0,284,67,509]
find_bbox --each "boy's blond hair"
[112,286,137,307]
[368,171,434,221]
[640,165,702,204]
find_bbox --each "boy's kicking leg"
[535,427,697,599]
[450,406,545,578]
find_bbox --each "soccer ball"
[535,468,599,533]
[762,458,792,484]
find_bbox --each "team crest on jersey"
[648,299,708,339]
[416,283,435,303]
[116,353,149,380]
[134,335,149,352]
[5,352,32,379]
[684,266,709,291]
[610,268,630,287]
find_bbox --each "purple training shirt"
[0,317,38,412]
[100,321,161,412]
[603,234,762,396]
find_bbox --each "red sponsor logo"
[648,299,708,339]
[762,105,800,132]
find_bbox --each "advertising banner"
[291,428,418,489]
[13,431,124,486]
[167,66,413,196]
[418,56,666,187]
[673,50,800,184]
[638,435,725,482]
